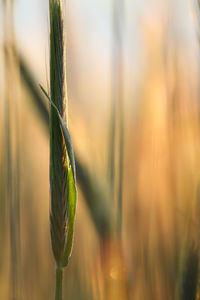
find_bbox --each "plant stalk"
[110,0,124,236]
[3,0,21,298]
[55,267,63,300]
[49,1,69,299]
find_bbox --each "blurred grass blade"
[3,0,21,299]
[19,56,49,125]
[76,159,111,239]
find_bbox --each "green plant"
[18,52,111,240]
[41,1,77,299]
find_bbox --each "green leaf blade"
[61,166,77,267]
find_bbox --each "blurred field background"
[1,0,200,299]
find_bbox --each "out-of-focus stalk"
[3,0,21,299]
[109,0,124,235]
[101,1,128,300]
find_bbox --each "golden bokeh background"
[1,0,200,299]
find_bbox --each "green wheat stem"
[48,1,77,299]
[55,267,63,300]
[49,0,66,298]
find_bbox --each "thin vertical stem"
[117,108,124,236]
[55,267,63,300]
[116,0,124,237]
[109,0,124,236]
